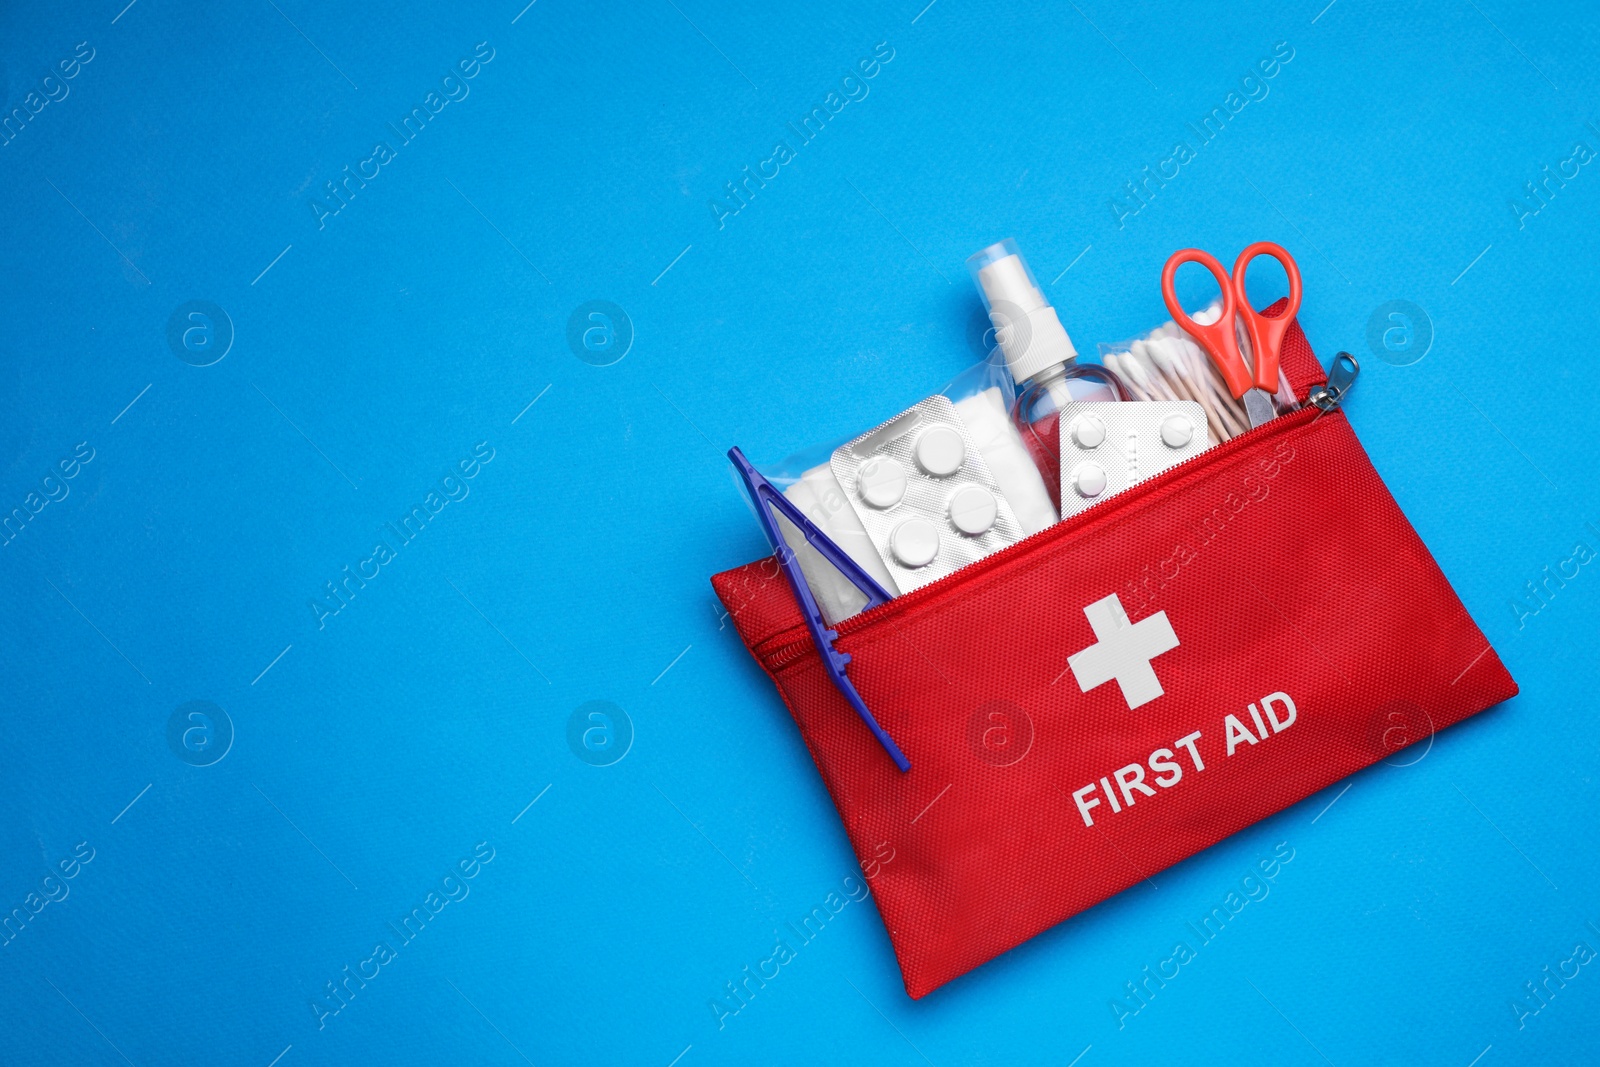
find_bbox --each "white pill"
[857,456,908,508]
[947,484,997,536]
[890,517,941,567]
[914,425,966,476]
[1160,413,1194,449]
[1070,413,1106,449]
[1071,462,1108,499]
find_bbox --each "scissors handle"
[1231,241,1302,395]
[1160,249,1252,399]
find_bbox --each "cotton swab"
[1101,354,1152,401]
[1109,347,1155,399]
[1124,341,1180,402]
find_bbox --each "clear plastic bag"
[1097,300,1298,446]
[745,353,1057,624]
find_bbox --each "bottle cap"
[966,239,1078,386]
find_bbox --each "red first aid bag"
[711,317,1516,999]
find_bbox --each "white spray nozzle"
[966,239,1077,386]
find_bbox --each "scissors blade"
[1243,388,1276,428]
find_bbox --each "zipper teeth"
[758,403,1329,669]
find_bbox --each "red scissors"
[1160,241,1303,429]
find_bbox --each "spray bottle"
[967,239,1124,498]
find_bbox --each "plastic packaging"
[1098,301,1298,445]
[831,396,1026,593]
[750,354,1056,624]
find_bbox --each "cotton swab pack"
[1100,301,1298,443]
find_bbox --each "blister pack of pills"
[1056,400,1210,519]
[831,395,1024,593]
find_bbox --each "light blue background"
[1,0,1596,1064]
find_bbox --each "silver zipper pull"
[1308,352,1359,411]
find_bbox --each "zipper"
[756,356,1361,670]
[1307,352,1360,412]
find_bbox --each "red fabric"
[711,319,1516,999]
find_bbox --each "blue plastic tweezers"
[727,447,911,772]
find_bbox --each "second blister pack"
[1057,401,1210,518]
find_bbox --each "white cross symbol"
[1067,593,1180,710]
